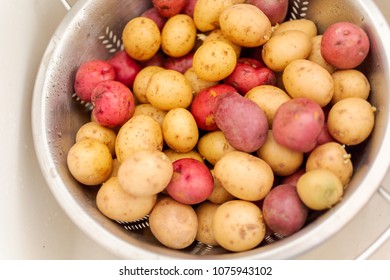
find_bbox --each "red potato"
[224,57,276,95]
[166,158,214,205]
[315,123,335,147]
[245,0,289,25]
[262,184,308,236]
[141,51,166,68]
[321,21,370,69]
[272,98,325,153]
[141,7,168,30]
[152,0,188,18]
[183,0,197,17]
[107,50,142,88]
[91,80,135,128]
[74,60,116,102]
[214,91,269,153]
[163,51,194,74]
[190,84,237,131]
[281,168,305,186]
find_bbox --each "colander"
[32,0,390,259]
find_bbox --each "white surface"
[0,0,389,260]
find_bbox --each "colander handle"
[60,0,72,11]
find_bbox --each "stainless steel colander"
[32,0,390,259]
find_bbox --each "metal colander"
[32,0,390,259]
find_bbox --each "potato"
[166,158,214,205]
[219,4,272,47]
[281,168,305,186]
[161,14,197,57]
[163,148,204,163]
[272,19,318,38]
[107,50,142,88]
[214,91,269,153]
[202,29,242,58]
[141,7,167,31]
[257,130,303,176]
[321,21,370,69]
[272,98,325,153]
[162,108,199,153]
[245,85,291,127]
[262,30,312,72]
[307,35,336,74]
[306,142,353,187]
[193,0,246,32]
[184,67,219,95]
[132,103,167,126]
[262,184,308,236]
[282,59,334,107]
[212,200,266,252]
[117,150,173,197]
[246,0,288,25]
[75,121,117,156]
[146,69,193,110]
[133,66,164,104]
[67,139,113,186]
[214,151,274,201]
[297,169,344,210]
[109,158,121,178]
[115,115,163,163]
[152,0,187,18]
[195,202,220,246]
[192,40,237,82]
[327,97,376,145]
[197,130,236,166]
[149,197,198,249]
[207,169,235,204]
[331,69,370,104]
[96,177,157,222]
[122,17,161,61]
[164,52,194,74]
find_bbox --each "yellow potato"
[162,108,199,153]
[133,66,164,104]
[262,30,312,72]
[183,67,219,95]
[122,17,161,61]
[96,177,157,222]
[195,202,220,246]
[307,35,336,74]
[67,139,113,186]
[146,69,193,110]
[272,19,318,37]
[132,103,167,126]
[197,130,236,165]
[202,29,242,58]
[331,69,371,104]
[115,115,163,163]
[161,14,197,58]
[219,3,272,47]
[193,40,237,82]
[207,169,235,204]
[163,148,204,163]
[214,151,274,201]
[282,59,334,107]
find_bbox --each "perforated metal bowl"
[32,0,390,259]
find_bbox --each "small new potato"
[184,67,219,95]
[162,108,199,153]
[122,17,161,61]
[212,200,266,252]
[214,151,274,201]
[207,169,235,204]
[195,202,220,246]
[149,197,198,249]
[132,103,167,126]
[133,66,164,104]
[331,69,370,104]
[203,29,242,58]
[67,139,113,186]
[117,150,173,197]
[163,148,204,163]
[308,35,336,74]
[96,177,157,222]
[272,18,318,37]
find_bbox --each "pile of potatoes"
[66,0,376,253]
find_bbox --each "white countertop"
[1,0,389,260]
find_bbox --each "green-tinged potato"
[67,139,113,186]
[272,18,318,37]
[195,202,220,246]
[117,150,173,197]
[245,85,291,127]
[163,148,204,163]
[208,169,235,204]
[257,130,304,176]
[96,177,157,222]
[219,4,272,47]
[122,17,161,61]
[306,142,353,187]
[193,40,237,82]
[183,67,219,95]
[214,151,274,201]
[146,69,193,110]
[149,197,198,249]
[308,35,336,74]
[327,97,376,145]
[331,69,370,104]
[282,59,334,107]
[193,0,246,32]
[297,169,344,210]
[161,14,197,58]
[202,29,242,58]
[262,30,312,72]
[197,131,236,165]
[212,200,266,252]
[75,121,117,156]
[115,115,163,163]
[133,66,164,104]
[132,103,167,126]
[162,108,199,153]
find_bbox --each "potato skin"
[195,202,220,246]
[272,19,318,38]
[133,66,164,104]
[245,0,288,25]
[331,69,370,104]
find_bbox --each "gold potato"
[132,103,167,126]
[197,130,236,165]
[195,202,220,246]
[272,18,318,38]
[183,67,219,95]
[307,35,336,74]
[331,69,371,104]
[202,29,242,58]
[163,148,204,163]
[133,66,164,104]
[207,169,235,204]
